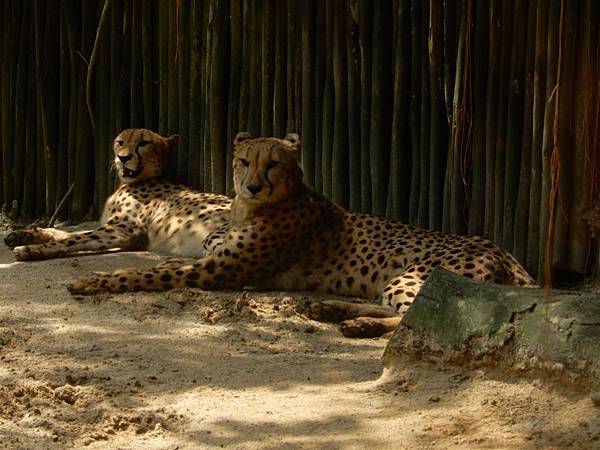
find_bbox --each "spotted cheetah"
[4,129,231,261]
[68,132,536,337]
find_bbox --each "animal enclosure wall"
[0,0,599,282]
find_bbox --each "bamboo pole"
[538,0,560,280]
[483,0,500,238]
[273,0,286,138]
[238,0,250,134]
[56,14,70,216]
[313,0,326,193]
[247,1,262,136]
[417,0,431,227]
[526,0,549,277]
[468,0,488,235]
[12,1,29,210]
[491,0,514,242]
[321,0,334,199]
[300,0,316,187]
[286,0,297,133]
[129,0,143,127]
[332,0,349,208]
[141,0,155,130]
[357,0,372,213]
[177,0,190,181]
[226,0,242,194]
[502,0,527,252]
[157,0,168,136]
[513,0,537,266]
[189,0,203,188]
[208,0,229,193]
[347,0,361,212]
[408,0,421,224]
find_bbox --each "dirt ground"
[1,226,599,450]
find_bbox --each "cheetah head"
[232,132,302,205]
[113,129,179,184]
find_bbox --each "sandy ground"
[1,227,599,449]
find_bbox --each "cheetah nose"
[247,184,263,195]
[118,153,132,163]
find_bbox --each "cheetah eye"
[116,140,124,146]
[239,158,250,167]
[266,160,279,170]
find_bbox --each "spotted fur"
[68,132,536,309]
[5,129,231,261]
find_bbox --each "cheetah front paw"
[4,228,53,249]
[13,245,47,261]
[67,273,110,296]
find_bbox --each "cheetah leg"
[334,270,427,338]
[4,227,75,249]
[11,225,148,261]
[308,300,396,322]
[67,253,241,295]
[339,316,402,338]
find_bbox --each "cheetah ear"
[283,133,300,149]
[166,134,180,151]
[234,132,253,145]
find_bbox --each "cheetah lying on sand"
[5,129,231,261]
[68,132,536,337]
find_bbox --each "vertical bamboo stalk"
[34,0,60,215]
[226,0,242,194]
[141,0,156,131]
[408,0,420,223]
[313,0,326,193]
[73,0,96,219]
[347,0,361,212]
[369,0,392,217]
[23,20,37,219]
[537,0,560,279]
[177,0,190,181]
[332,0,349,208]
[189,0,204,188]
[513,0,537,265]
[157,0,168,136]
[208,0,229,193]
[417,0,431,227]
[286,0,297,133]
[321,0,334,199]
[130,0,143,127]
[300,0,316,187]
[56,14,70,214]
[273,0,286,137]
[526,0,549,277]
[468,0,488,235]
[12,1,29,209]
[261,0,274,136]
[247,0,262,135]
[491,0,514,242]
[167,0,178,148]
[553,0,577,272]
[483,0,500,237]
[502,0,527,252]
[238,0,250,133]
[358,0,372,212]
[201,0,211,190]
[568,0,594,274]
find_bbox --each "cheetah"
[68,132,536,337]
[4,129,231,261]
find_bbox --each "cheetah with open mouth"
[5,129,231,261]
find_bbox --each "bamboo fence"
[0,0,599,282]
